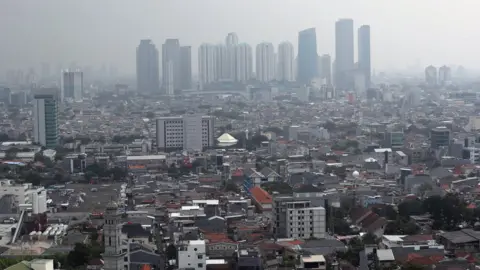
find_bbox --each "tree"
[5,147,19,160]
[25,172,43,186]
[251,134,269,147]
[66,243,90,268]
[166,244,177,260]
[34,152,46,163]
[146,111,155,119]
[362,232,378,245]
[398,199,424,217]
[418,183,432,198]
[0,133,10,142]
[225,180,240,193]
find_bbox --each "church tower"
[102,201,126,270]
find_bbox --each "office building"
[273,196,326,239]
[136,40,160,93]
[225,32,239,81]
[156,115,215,151]
[61,70,83,102]
[178,240,206,270]
[297,28,318,84]
[255,42,275,82]
[235,43,253,82]
[384,131,404,150]
[335,19,355,90]
[430,126,450,149]
[358,25,371,89]
[438,65,452,86]
[425,65,437,86]
[277,41,295,82]
[180,46,192,90]
[198,44,217,88]
[318,54,332,85]
[162,39,181,91]
[33,88,59,149]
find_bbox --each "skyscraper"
[198,44,217,88]
[438,65,452,86]
[358,25,371,89]
[60,70,83,102]
[235,43,253,82]
[335,19,355,90]
[136,39,160,92]
[255,42,275,82]
[277,41,295,82]
[297,28,318,84]
[225,33,239,81]
[162,39,181,91]
[215,44,228,81]
[33,88,59,149]
[180,46,192,89]
[318,54,332,85]
[425,65,437,86]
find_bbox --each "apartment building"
[156,115,215,151]
[177,240,207,270]
[272,196,326,239]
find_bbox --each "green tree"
[166,244,177,260]
[25,172,43,186]
[5,147,19,160]
[66,243,90,268]
[362,232,378,245]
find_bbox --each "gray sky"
[1,0,478,75]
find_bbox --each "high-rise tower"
[225,33,239,81]
[235,43,253,82]
[335,19,355,90]
[198,44,218,88]
[162,39,181,92]
[136,40,160,92]
[33,88,59,149]
[358,25,371,89]
[180,46,192,90]
[277,41,295,82]
[297,28,318,84]
[255,42,275,82]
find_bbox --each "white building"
[0,180,47,214]
[60,70,83,102]
[33,88,59,149]
[255,42,275,82]
[438,65,452,86]
[235,43,253,82]
[286,205,326,239]
[178,240,206,270]
[215,44,228,81]
[277,41,295,82]
[156,115,215,151]
[198,44,217,88]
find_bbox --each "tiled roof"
[249,186,272,204]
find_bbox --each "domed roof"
[352,171,360,178]
[106,201,119,210]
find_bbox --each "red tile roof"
[232,169,244,177]
[204,233,233,243]
[249,186,272,204]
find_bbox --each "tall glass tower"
[297,28,318,84]
[33,88,59,148]
[335,19,355,90]
[358,25,371,89]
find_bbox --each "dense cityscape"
[1,5,480,270]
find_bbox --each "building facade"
[136,39,160,93]
[156,115,215,151]
[430,126,451,149]
[425,65,437,86]
[272,196,326,239]
[102,201,126,270]
[255,42,276,82]
[235,43,253,82]
[179,46,192,90]
[178,240,207,270]
[277,41,295,82]
[33,88,59,148]
[198,44,217,88]
[318,54,332,85]
[61,70,83,102]
[162,39,181,92]
[358,25,371,89]
[335,19,355,90]
[297,28,318,84]
[225,32,239,81]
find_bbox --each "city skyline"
[2,0,479,76]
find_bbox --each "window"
[198,255,203,259]
[198,263,203,268]
[194,248,198,251]
[124,256,128,262]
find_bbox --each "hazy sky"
[1,0,479,75]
